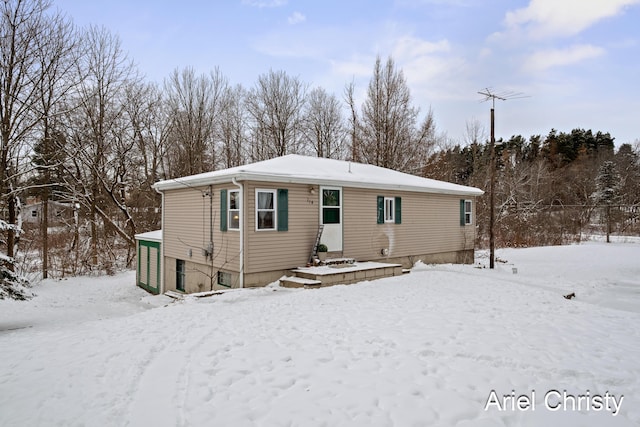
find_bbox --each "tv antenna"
[477,88,528,269]
[478,88,528,107]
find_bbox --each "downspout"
[232,177,244,288]
[209,184,214,291]
[154,185,165,294]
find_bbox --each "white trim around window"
[384,197,395,223]
[464,199,473,225]
[228,190,240,230]
[255,189,277,231]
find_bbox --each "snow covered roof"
[153,154,484,196]
[134,230,162,242]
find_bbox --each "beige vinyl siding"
[163,185,241,290]
[343,188,476,262]
[162,180,477,290]
[244,181,318,274]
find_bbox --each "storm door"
[320,187,342,252]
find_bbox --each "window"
[460,199,474,225]
[256,190,276,230]
[377,196,401,224]
[322,189,341,224]
[218,271,232,288]
[176,259,185,292]
[31,210,37,217]
[384,197,395,223]
[228,190,240,230]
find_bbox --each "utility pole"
[478,88,526,269]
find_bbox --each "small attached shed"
[135,230,162,295]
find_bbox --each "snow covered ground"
[1,241,639,426]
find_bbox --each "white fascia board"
[154,172,484,197]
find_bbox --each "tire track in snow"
[125,305,219,427]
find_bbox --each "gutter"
[232,177,244,288]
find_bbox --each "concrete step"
[280,276,322,289]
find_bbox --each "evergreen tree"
[0,219,31,300]
[592,160,620,242]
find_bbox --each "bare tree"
[164,67,226,176]
[218,84,247,168]
[31,9,78,278]
[123,81,168,231]
[0,0,54,292]
[344,80,359,162]
[303,87,347,159]
[464,118,487,147]
[64,25,138,267]
[355,56,436,173]
[245,69,307,161]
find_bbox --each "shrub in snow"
[0,254,32,300]
[0,219,32,300]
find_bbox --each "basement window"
[176,259,185,292]
[218,271,232,288]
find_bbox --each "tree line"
[1,0,638,299]
[426,127,640,247]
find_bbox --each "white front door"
[320,187,342,252]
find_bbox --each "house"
[20,200,75,227]
[151,154,483,294]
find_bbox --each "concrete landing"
[281,261,404,288]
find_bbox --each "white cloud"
[502,0,640,39]
[288,12,306,25]
[522,44,606,72]
[242,0,287,8]
[391,38,460,87]
[392,36,450,59]
[330,56,375,79]
[329,35,467,101]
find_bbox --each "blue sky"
[54,0,640,146]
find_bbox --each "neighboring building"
[21,200,75,226]
[151,154,484,294]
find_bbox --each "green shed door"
[137,240,161,295]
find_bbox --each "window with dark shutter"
[220,189,228,231]
[277,189,288,231]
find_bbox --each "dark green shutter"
[277,189,288,231]
[395,197,402,224]
[460,199,465,226]
[377,196,384,224]
[220,189,228,231]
